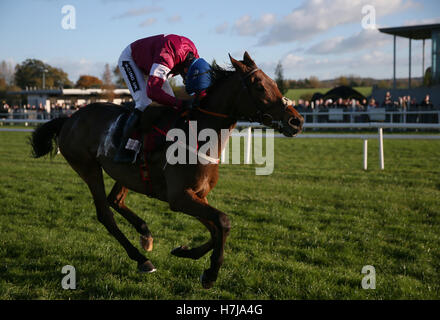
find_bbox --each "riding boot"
[113,108,143,163]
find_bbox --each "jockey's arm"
[147,63,183,110]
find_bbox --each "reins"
[195,107,230,119]
[172,67,264,168]
[194,67,261,121]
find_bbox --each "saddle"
[113,105,184,195]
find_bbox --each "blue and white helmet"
[185,58,212,94]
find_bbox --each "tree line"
[0,59,126,91]
[1,59,432,103]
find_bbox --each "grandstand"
[373,23,440,105]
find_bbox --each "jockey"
[114,34,211,163]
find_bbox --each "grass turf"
[0,131,439,299]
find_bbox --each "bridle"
[193,67,302,136]
[193,66,302,136]
[238,67,276,124]
[195,67,272,123]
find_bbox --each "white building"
[8,88,132,110]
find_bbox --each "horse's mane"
[207,62,236,93]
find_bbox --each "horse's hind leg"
[107,182,154,252]
[69,160,156,273]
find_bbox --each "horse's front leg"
[170,235,212,260]
[171,205,215,259]
[168,190,231,289]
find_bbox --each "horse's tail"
[30,117,69,158]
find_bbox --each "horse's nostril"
[288,117,303,128]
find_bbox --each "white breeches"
[118,45,175,111]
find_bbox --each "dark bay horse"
[30,52,303,289]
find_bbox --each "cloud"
[404,17,440,26]
[282,54,305,69]
[306,29,391,54]
[261,44,426,80]
[167,15,182,23]
[256,0,416,46]
[112,6,163,19]
[139,18,157,27]
[215,22,229,34]
[46,58,107,83]
[232,13,276,36]
[357,50,390,65]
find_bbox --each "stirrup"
[114,139,140,164]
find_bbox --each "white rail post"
[378,128,384,170]
[245,126,252,164]
[363,139,368,171]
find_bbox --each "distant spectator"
[350,99,357,110]
[398,96,403,109]
[336,98,344,107]
[37,103,46,120]
[406,96,413,109]
[367,98,376,111]
[0,103,8,118]
[357,101,365,111]
[382,91,393,107]
[402,96,409,110]
[314,99,320,109]
[361,99,367,107]
[304,100,310,109]
[420,94,433,108]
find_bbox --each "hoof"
[138,260,156,273]
[200,271,215,289]
[171,245,189,258]
[140,235,153,252]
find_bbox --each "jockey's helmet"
[185,58,212,95]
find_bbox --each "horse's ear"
[243,51,257,68]
[229,53,247,73]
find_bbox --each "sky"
[0,0,439,84]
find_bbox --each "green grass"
[0,131,439,299]
[285,87,373,101]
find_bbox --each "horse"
[29,52,304,289]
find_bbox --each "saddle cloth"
[112,108,181,196]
